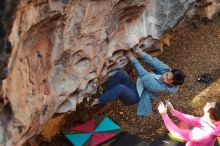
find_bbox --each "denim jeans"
[98,70,139,105]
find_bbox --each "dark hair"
[171,69,186,85]
[208,102,220,122]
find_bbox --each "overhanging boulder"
[0,0,219,145]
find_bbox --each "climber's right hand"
[133,47,143,56]
[125,50,134,60]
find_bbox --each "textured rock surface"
[0,0,220,145]
[195,0,220,19]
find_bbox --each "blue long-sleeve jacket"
[130,53,179,116]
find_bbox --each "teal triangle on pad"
[65,133,92,146]
[94,117,121,132]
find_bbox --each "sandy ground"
[30,21,220,146]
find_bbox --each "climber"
[88,47,186,116]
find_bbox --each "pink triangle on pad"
[91,133,116,146]
[72,119,95,132]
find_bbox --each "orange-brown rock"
[0,0,219,146]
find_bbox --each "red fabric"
[91,133,116,146]
[73,119,95,132]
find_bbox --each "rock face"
[0,0,220,145]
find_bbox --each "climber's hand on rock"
[134,47,143,56]
[125,50,134,60]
